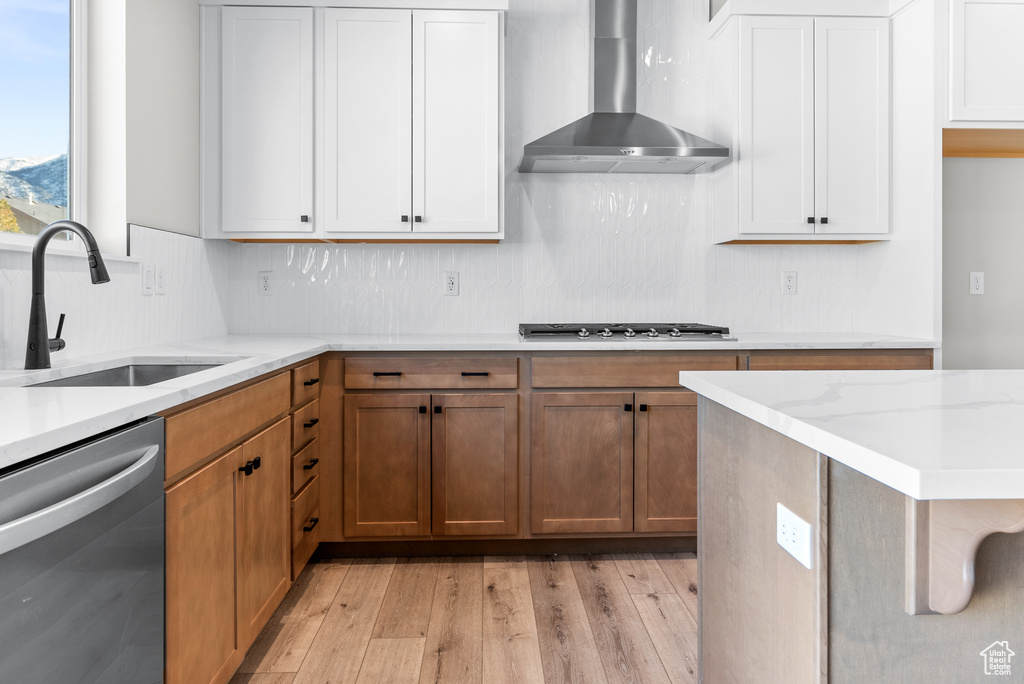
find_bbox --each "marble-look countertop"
[0,331,932,469]
[679,369,1024,501]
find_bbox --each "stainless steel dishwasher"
[0,417,164,683]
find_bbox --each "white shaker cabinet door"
[814,18,889,235]
[950,0,1024,122]
[738,17,815,235]
[413,11,501,234]
[323,9,413,234]
[221,7,313,233]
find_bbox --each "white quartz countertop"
[679,369,1024,501]
[0,331,932,469]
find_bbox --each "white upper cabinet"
[949,0,1024,123]
[219,7,314,234]
[203,3,504,240]
[711,14,890,243]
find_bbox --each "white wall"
[222,0,865,336]
[943,158,1024,369]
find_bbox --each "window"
[0,0,72,238]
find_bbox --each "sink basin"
[32,364,224,388]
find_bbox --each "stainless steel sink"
[32,364,223,387]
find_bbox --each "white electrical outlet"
[444,271,460,296]
[155,266,166,295]
[783,271,798,295]
[970,271,985,295]
[777,502,813,569]
[258,271,273,296]
[141,263,155,296]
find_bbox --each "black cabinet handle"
[303,378,320,387]
[806,217,815,224]
[624,403,633,412]
[639,404,648,412]
[239,461,254,476]
[419,406,427,414]
[461,371,490,377]
[300,215,309,222]
[252,456,261,471]
[304,418,319,429]
[401,215,410,222]
[303,517,319,532]
[434,406,442,414]
[820,217,829,224]
[302,458,319,470]
[373,371,402,377]
[414,215,423,223]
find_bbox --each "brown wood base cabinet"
[343,392,518,538]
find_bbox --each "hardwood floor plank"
[229,674,296,684]
[570,554,671,684]
[355,638,426,684]
[239,560,352,673]
[482,556,546,684]
[612,553,676,595]
[372,557,440,639]
[418,557,484,684]
[631,593,699,684]
[526,555,608,684]
[293,558,397,684]
[653,553,699,623]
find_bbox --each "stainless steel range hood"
[519,0,729,174]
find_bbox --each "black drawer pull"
[302,458,319,470]
[624,403,633,412]
[300,215,309,222]
[807,216,815,224]
[639,404,648,412]
[434,406,442,414]
[252,456,261,471]
[303,378,320,386]
[401,215,410,222]
[461,371,490,377]
[239,461,254,476]
[303,517,319,532]
[419,406,427,414]
[304,418,319,429]
[373,371,402,377]
[820,217,829,224]
[414,215,423,223]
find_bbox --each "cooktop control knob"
[623,328,636,338]
[599,328,613,338]
[577,328,591,339]
[647,328,659,338]
[669,328,683,338]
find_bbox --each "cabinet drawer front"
[291,439,320,496]
[291,360,321,408]
[165,373,290,480]
[531,355,740,388]
[344,357,518,389]
[292,398,321,451]
[748,350,934,371]
[291,476,320,579]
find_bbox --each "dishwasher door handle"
[0,444,159,556]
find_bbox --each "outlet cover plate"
[777,502,813,569]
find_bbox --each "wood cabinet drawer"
[531,355,741,388]
[344,357,518,389]
[291,439,319,496]
[292,360,321,408]
[165,373,290,480]
[291,476,320,579]
[292,398,320,452]
[748,350,934,371]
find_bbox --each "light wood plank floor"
[230,553,698,684]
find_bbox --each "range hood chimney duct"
[519,0,729,175]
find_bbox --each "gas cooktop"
[519,323,735,341]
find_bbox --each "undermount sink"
[32,363,225,388]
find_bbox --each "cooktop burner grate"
[519,323,734,341]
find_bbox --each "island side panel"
[699,399,826,684]
[829,461,1024,683]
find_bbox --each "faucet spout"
[25,220,111,370]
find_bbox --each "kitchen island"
[680,369,1024,684]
